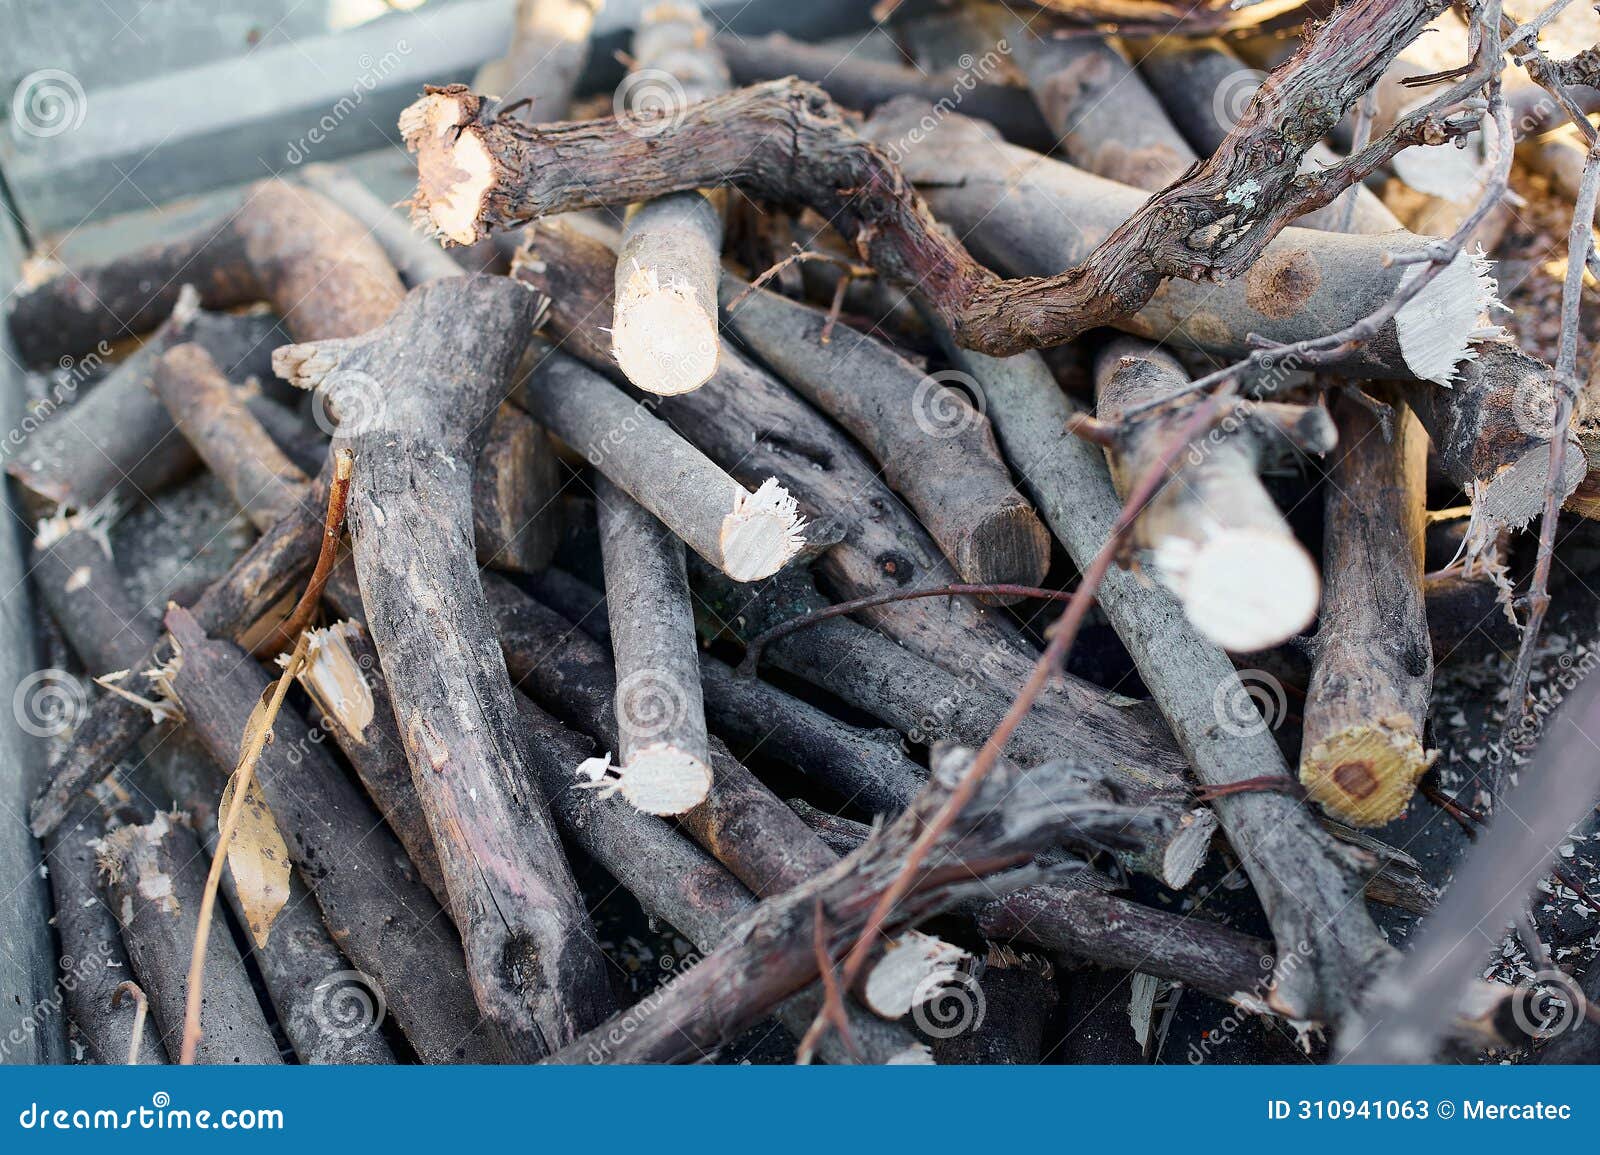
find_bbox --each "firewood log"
[8,181,403,365]
[592,474,713,814]
[271,275,614,1059]
[720,278,1051,592]
[96,812,282,1065]
[610,3,731,395]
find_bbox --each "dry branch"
[9,180,402,365]
[473,402,562,574]
[403,2,1455,355]
[517,346,805,581]
[139,737,397,1065]
[1094,338,1320,652]
[720,278,1051,592]
[860,100,1494,386]
[295,164,463,285]
[1301,400,1433,825]
[592,473,713,814]
[273,275,614,1059]
[151,343,309,532]
[611,3,730,395]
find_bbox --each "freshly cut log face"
[610,4,730,395]
[516,347,806,581]
[588,473,714,816]
[613,194,724,394]
[1094,340,1321,652]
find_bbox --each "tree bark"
[272,275,614,1060]
[593,473,713,814]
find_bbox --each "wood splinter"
[1094,339,1323,652]
[587,473,713,815]
[517,345,806,581]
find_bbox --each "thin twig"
[248,449,354,659]
[737,582,1083,674]
[1500,136,1600,741]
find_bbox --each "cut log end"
[400,89,494,247]
[955,501,1053,596]
[612,267,720,395]
[577,745,713,816]
[718,478,806,581]
[1300,721,1432,828]
[1479,436,1588,531]
[1163,528,1320,653]
[861,932,971,1020]
[1395,247,1504,386]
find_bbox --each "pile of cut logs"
[13,0,1600,1066]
